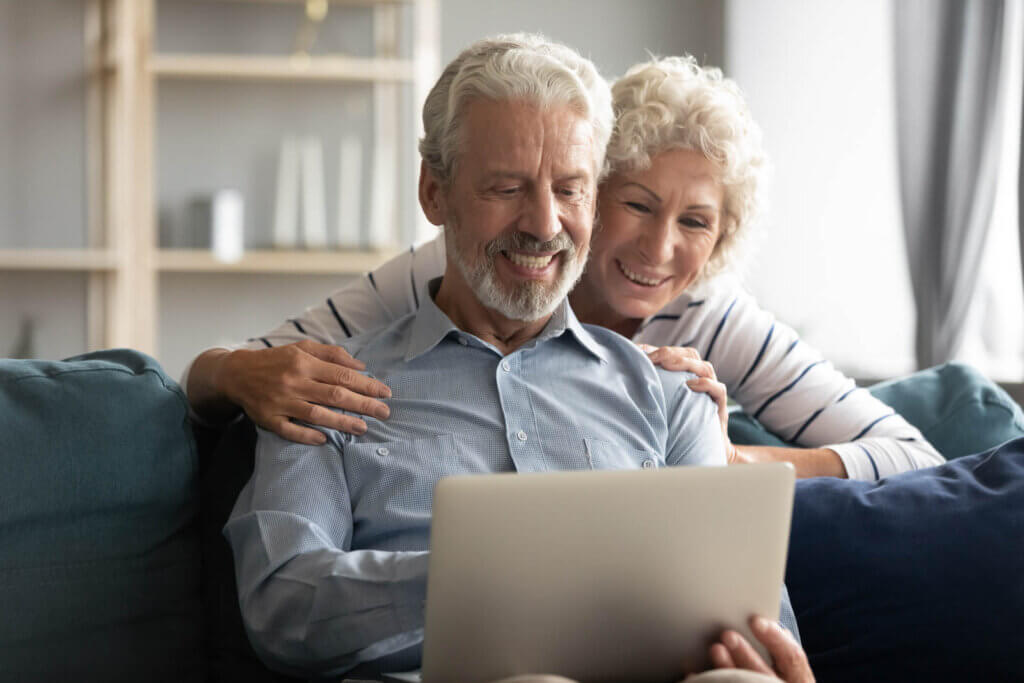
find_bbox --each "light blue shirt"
[225,283,727,677]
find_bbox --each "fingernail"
[315,434,327,445]
[355,422,368,435]
[377,405,391,420]
[379,386,392,398]
[723,631,740,648]
[753,616,771,631]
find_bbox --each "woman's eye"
[625,201,651,213]
[680,217,709,229]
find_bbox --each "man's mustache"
[484,231,576,258]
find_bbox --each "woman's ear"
[418,161,446,226]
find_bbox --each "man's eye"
[625,201,651,213]
[496,187,520,195]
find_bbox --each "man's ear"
[418,161,446,226]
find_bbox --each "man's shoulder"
[339,310,418,365]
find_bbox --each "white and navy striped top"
[190,234,943,480]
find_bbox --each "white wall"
[724,0,916,377]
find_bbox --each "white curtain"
[894,0,1011,368]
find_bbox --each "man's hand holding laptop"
[703,616,814,682]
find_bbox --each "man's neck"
[434,267,553,355]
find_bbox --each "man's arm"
[224,427,428,677]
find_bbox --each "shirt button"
[377,446,390,456]
[642,459,655,470]
[516,430,528,442]
[458,337,468,346]
[501,361,512,372]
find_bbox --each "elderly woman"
[184,55,942,481]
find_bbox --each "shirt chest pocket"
[343,433,490,515]
[584,438,663,471]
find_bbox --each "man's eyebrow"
[621,182,662,203]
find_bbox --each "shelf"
[157,248,400,274]
[0,249,118,271]
[150,54,414,82]
[217,0,413,5]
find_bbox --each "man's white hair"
[607,55,767,282]
[419,33,614,183]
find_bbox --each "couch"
[1,349,1022,682]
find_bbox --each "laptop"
[393,463,795,683]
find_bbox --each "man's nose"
[519,189,561,244]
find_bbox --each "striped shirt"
[188,234,944,481]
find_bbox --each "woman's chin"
[607,294,663,323]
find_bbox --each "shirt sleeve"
[663,287,944,480]
[660,369,727,467]
[224,427,429,677]
[178,234,447,397]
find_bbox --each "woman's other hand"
[707,616,815,683]
[640,344,740,464]
[220,340,392,445]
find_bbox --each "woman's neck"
[568,283,643,339]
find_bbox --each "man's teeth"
[506,251,555,269]
[618,261,661,286]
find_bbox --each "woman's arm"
[636,284,943,479]
[182,236,447,442]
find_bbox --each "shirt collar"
[405,277,608,364]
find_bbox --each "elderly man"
[225,34,811,682]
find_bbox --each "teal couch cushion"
[728,362,1024,459]
[0,349,204,682]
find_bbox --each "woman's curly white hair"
[606,55,767,281]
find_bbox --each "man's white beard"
[444,216,588,322]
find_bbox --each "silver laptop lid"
[421,463,795,682]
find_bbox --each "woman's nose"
[638,220,674,265]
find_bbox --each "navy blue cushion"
[786,437,1024,681]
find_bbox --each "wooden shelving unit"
[0,249,119,272]
[2,0,438,357]
[150,54,416,81]
[157,248,401,274]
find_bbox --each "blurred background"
[0,0,1021,393]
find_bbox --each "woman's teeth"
[506,251,555,269]
[617,260,661,287]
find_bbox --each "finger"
[721,630,775,675]
[750,616,811,681]
[651,354,714,378]
[265,416,327,446]
[304,401,373,434]
[294,400,369,435]
[708,642,735,669]
[300,339,367,371]
[308,380,391,420]
[312,361,393,400]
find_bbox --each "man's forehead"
[460,98,597,176]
